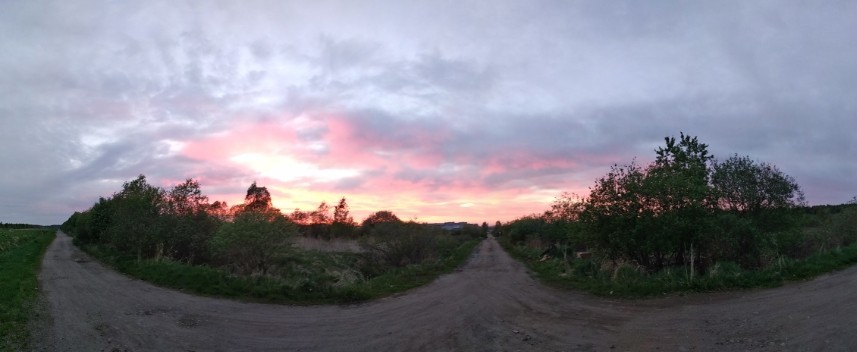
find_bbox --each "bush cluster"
[61,175,480,299]
[501,133,848,277]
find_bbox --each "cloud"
[1,1,856,224]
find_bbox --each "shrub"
[210,211,296,276]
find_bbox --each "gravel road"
[36,231,857,351]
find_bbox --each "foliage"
[209,210,296,276]
[333,197,355,225]
[360,222,445,271]
[712,154,805,213]
[243,181,274,213]
[506,133,812,278]
[63,175,478,304]
[577,134,804,271]
[81,234,478,305]
[0,229,54,351]
[493,221,503,236]
[501,234,857,298]
[359,210,402,235]
[501,133,857,297]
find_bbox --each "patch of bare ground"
[38,231,857,351]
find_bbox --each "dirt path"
[37,231,857,351]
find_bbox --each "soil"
[36,231,857,351]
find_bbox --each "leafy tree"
[208,200,230,221]
[359,210,401,236]
[581,161,650,265]
[311,201,332,224]
[481,222,489,236]
[712,154,805,214]
[333,197,354,225]
[162,179,219,263]
[243,181,273,212]
[209,211,295,276]
[106,175,165,260]
[289,209,311,225]
[361,210,401,227]
[493,221,503,236]
[331,197,356,238]
[642,133,715,268]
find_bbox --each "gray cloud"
[2,0,856,224]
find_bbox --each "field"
[0,229,54,351]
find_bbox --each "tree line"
[61,176,483,276]
[501,133,832,273]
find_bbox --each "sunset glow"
[2,1,856,225]
[174,116,584,223]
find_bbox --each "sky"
[2,1,856,225]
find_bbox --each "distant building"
[432,222,469,231]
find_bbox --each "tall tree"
[244,181,273,212]
[166,178,209,216]
[333,197,355,225]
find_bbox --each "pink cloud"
[173,113,600,223]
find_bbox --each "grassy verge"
[499,238,857,298]
[80,239,479,305]
[0,229,55,351]
[352,238,479,297]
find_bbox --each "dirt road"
[37,231,857,351]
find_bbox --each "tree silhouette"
[244,181,272,212]
[333,197,354,225]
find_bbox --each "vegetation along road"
[36,231,856,351]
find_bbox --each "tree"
[166,179,209,216]
[333,197,354,225]
[310,201,332,224]
[106,175,165,260]
[711,154,805,214]
[361,210,401,227]
[162,179,219,263]
[209,211,295,276]
[581,161,650,265]
[289,209,311,225]
[208,200,230,221]
[360,210,401,235]
[331,197,356,238]
[244,181,273,212]
[481,222,489,236]
[493,221,502,236]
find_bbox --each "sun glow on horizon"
[230,152,361,184]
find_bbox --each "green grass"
[0,229,55,351]
[499,238,857,298]
[81,239,479,305]
[352,238,479,297]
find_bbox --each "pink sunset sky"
[174,113,598,223]
[2,1,857,225]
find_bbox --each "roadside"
[38,231,857,351]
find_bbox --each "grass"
[81,238,479,305]
[499,237,857,298]
[0,229,55,351]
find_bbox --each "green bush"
[210,211,296,276]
